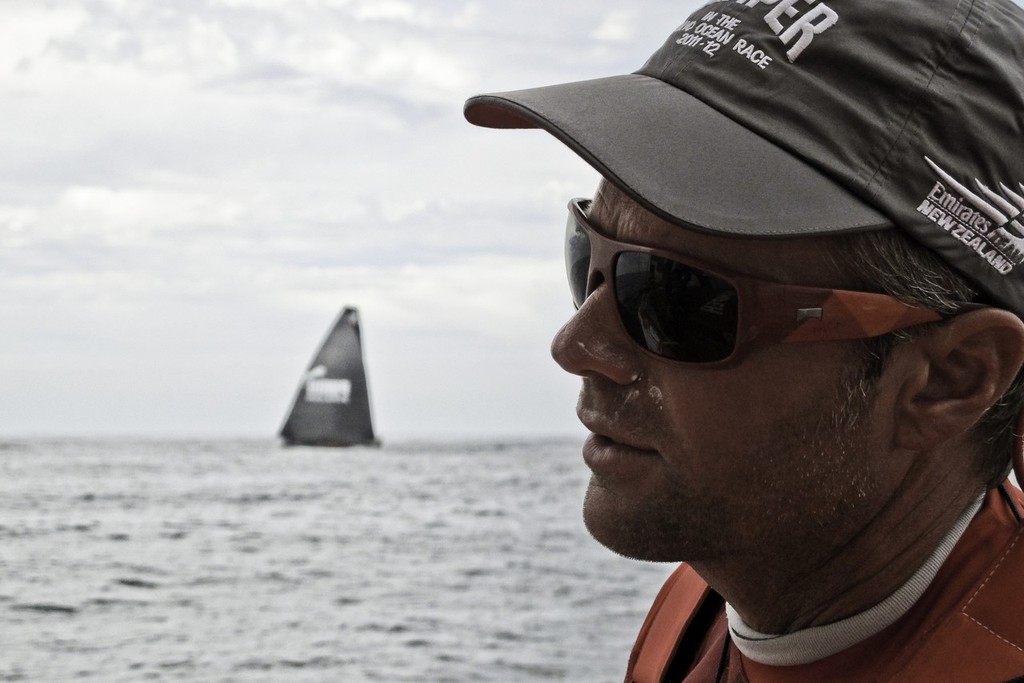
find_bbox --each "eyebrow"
[590,189,653,244]
[588,193,861,289]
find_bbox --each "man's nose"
[550,282,642,385]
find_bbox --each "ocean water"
[0,438,674,682]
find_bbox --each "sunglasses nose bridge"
[584,232,616,301]
[585,260,608,301]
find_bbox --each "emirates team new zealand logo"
[917,157,1024,275]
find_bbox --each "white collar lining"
[726,494,984,666]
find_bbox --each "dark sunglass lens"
[564,212,591,309]
[615,253,739,362]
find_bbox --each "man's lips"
[582,432,661,482]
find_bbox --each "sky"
[0,0,701,439]
[4,1,1022,440]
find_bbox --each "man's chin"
[582,481,683,562]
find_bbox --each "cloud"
[12,0,479,117]
[592,10,639,44]
[0,0,699,437]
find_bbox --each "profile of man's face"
[552,182,906,569]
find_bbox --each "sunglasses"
[565,198,944,367]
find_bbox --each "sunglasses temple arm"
[775,287,943,344]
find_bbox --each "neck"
[726,493,984,665]
[693,468,984,634]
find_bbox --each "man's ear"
[894,308,1024,451]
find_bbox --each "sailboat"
[279,306,378,447]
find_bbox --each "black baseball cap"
[464,0,1024,317]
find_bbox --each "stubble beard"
[581,362,880,564]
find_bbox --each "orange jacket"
[626,484,1024,683]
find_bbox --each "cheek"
[649,348,858,461]
[651,371,773,448]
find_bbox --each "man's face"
[552,182,910,570]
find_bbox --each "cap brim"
[465,74,890,237]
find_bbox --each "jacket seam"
[963,530,1021,610]
[965,615,1024,653]
[961,528,1024,651]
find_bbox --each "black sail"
[279,307,377,447]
